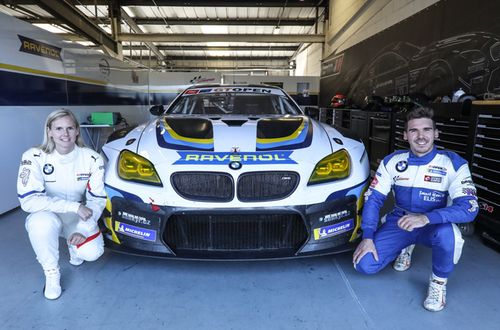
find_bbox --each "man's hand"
[77,204,93,221]
[68,232,86,246]
[397,214,429,232]
[353,238,379,265]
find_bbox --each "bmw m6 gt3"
[100,84,370,259]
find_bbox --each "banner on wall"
[320,0,500,108]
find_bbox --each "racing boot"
[43,267,61,300]
[393,244,415,272]
[423,275,447,312]
[68,245,84,266]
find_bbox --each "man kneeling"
[353,107,478,312]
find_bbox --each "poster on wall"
[320,0,500,108]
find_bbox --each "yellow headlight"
[308,149,351,185]
[118,150,162,186]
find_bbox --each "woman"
[17,109,106,300]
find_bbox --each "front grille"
[171,172,234,202]
[164,213,307,257]
[237,171,299,202]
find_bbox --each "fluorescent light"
[201,25,228,34]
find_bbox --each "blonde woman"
[17,109,106,300]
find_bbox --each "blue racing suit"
[356,147,478,278]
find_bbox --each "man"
[352,107,478,312]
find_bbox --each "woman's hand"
[68,232,86,246]
[77,204,93,221]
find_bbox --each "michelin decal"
[115,221,156,242]
[313,219,354,240]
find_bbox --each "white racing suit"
[356,147,479,278]
[17,146,107,270]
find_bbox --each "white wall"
[294,43,323,76]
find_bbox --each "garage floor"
[1,207,498,330]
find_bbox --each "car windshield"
[167,91,302,116]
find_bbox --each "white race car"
[101,84,370,259]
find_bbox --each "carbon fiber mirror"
[149,105,165,116]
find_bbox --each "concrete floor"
[1,207,499,330]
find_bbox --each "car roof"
[186,83,283,90]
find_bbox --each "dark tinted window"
[167,92,302,115]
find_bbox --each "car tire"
[457,222,475,237]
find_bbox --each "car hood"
[134,115,336,165]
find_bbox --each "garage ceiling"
[0,0,327,73]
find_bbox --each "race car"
[100,84,370,259]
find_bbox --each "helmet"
[331,94,346,108]
[458,94,476,103]
[452,88,465,102]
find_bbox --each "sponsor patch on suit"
[424,175,442,183]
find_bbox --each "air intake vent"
[164,213,307,258]
[237,171,299,202]
[222,119,247,126]
[171,172,234,202]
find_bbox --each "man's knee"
[354,254,383,275]
[431,224,456,253]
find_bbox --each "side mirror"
[149,105,165,116]
[304,106,319,120]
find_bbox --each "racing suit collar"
[54,146,79,164]
[408,146,437,165]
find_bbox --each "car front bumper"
[101,194,362,260]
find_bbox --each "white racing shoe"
[423,277,447,312]
[69,245,84,266]
[393,244,415,272]
[43,267,62,300]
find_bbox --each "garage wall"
[320,0,500,107]
[294,0,437,77]
[325,0,439,57]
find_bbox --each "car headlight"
[308,149,351,185]
[118,150,162,186]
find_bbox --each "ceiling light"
[201,26,228,34]
[273,26,280,34]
